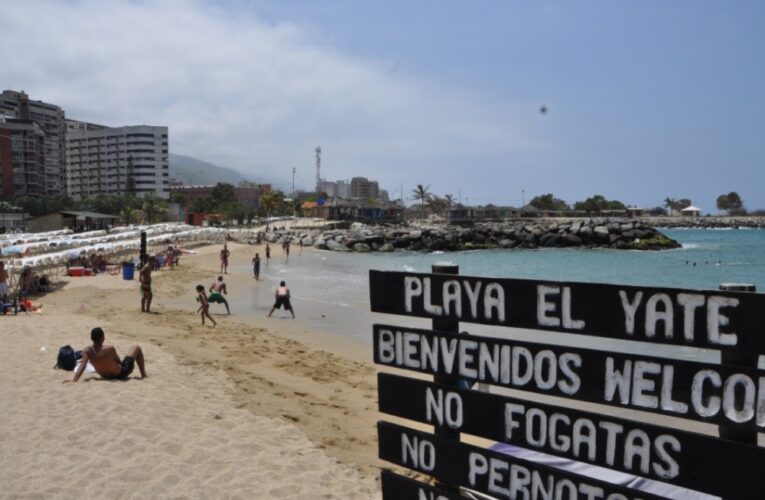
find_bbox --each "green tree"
[141,194,167,223]
[574,195,626,214]
[663,197,678,214]
[169,191,187,208]
[411,184,431,218]
[427,196,448,215]
[259,191,280,217]
[444,194,455,210]
[529,193,569,211]
[716,192,744,215]
[210,183,237,205]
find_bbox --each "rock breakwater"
[264,218,681,253]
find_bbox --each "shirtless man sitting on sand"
[66,327,146,382]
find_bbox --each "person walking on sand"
[220,244,230,274]
[65,327,147,382]
[268,280,295,319]
[265,243,271,262]
[208,276,230,314]
[196,285,217,326]
[284,240,290,257]
[252,253,261,280]
[139,258,154,313]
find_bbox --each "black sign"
[378,421,669,500]
[369,270,765,352]
[380,470,461,500]
[379,372,765,499]
[373,324,765,431]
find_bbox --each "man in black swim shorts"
[267,280,295,319]
[65,327,147,382]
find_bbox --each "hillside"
[168,153,247,186]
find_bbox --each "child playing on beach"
[196,284,216,327]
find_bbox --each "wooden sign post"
[370,270,765,499]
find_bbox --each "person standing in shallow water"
[252,253,261,280]
[265,244,271,262]
[268,280,295,319]
[220,244,230,274]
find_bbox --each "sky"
[2,0,764,210]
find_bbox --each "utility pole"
[458,189,461,205]
[522,189,525,207]
[292,167,296,217]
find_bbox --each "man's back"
[83,344,122,378]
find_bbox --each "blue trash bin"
[122,262,135,280]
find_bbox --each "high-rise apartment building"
[0,90,67,195]
[350,176,379,200]
[66,120,169,200]
[0,116,46,199]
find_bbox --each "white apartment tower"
[66,120,169,200]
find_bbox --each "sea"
[233,228,765,358]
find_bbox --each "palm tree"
[411,184,431,219]
[444,194,455,209]
[142,194,168,224]
[260,191,279,217]
[663,197,678,216]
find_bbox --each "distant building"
[170,182,270,210]
[65,120,169,199]
[350,176,379,200]
[0,89,67,195]
[0,116,46,199]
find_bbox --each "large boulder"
[353,242,371,252]
[326,239,348,252]
[378,243,395,252]
[593,225,610,240]
[301,237,314,247]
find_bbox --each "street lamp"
[292,167,296,217]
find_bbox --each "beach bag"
[56,345,76,371]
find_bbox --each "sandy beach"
[0,242,387,499]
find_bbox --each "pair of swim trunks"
[208,291,226,303]
[141,283,151,295]
[273,295,292,310]
[119,356,135,379]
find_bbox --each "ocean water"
[237,229,765,352]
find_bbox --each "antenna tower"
[315,146,322,192]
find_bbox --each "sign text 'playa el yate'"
[369,270,765,351]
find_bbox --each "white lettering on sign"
[377,328,582,395]
[417,489,449,500]
[503,404,682,479]
[401,434,436,472]
[467,451,642,500]
[618,290,740,345]
[605,357,765,427]
[537,285,585,330]
[403,277,506,322]
[425,388,463,429]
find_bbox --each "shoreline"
[0,242,384,498]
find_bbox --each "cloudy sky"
[3,0,764,209]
